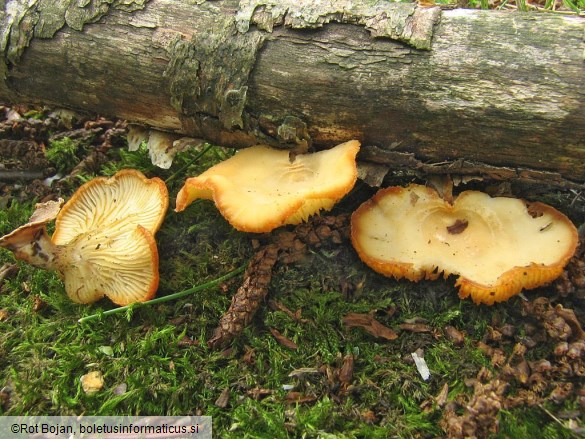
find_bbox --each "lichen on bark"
[236,0,441,50]
[163,12,266,131]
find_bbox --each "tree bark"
[1,1,584,184]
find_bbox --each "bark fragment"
[236,1,440,50]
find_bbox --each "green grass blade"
[78,265,245,323]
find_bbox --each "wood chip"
[412,350,431,381]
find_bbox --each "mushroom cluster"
[0,169,168,305]
[175,140,360,232]
[351,184,579,305]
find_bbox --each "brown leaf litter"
[556,234,585,299]
[0,105,127,202]
[439,294,585,438]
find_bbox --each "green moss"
[496,406,578,439]
[46,137,86,174]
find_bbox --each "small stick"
[0,170,45,181]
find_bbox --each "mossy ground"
[0,143,583,438]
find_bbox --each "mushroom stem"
[0,199,63,270]
[2,227,59,270]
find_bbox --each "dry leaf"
[177,335,199,347]
[270,328,298,350]
[247,388,272,400]
[444,325,465,346]
[285,392,317,404]
[112,383,127,396]
[31,295,46,312]
[361,409,377,423]
[447,219,469,235]
[554,305,585,340]
[215,388,230,408]
[0,263,18,285]
[399,323,432,333]
[268,300,310,324]
[342,312,398,341]
[242,346,256,365]
[339,354,354,384]
[288,367,320,378]
[435,382,449,407]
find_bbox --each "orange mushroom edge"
[0,169,169,306]
[175,140,361,233]
[350,184,579,305]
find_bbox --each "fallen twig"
[0,170,45,181]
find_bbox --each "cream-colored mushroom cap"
[53,169,169,305]
[351,184,578,305]
[175,140,360,233]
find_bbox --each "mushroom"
[351,184,579,305]
[0,169,169,305]
[175,140,360,232]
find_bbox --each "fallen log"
[1,1,584,184]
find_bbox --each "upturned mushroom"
[175,140,360,232]
[351,184,578,305]
[0,169,169,305]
